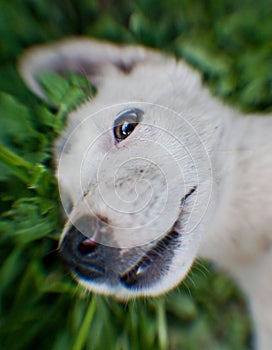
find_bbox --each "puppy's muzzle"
[59,213,181,291]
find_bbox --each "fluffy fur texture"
[19,38,272,349]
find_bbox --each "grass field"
[1,1,272,349]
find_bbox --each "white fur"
[19,38,272,350]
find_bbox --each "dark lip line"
[119,185,197,286]
[181,185,197,204]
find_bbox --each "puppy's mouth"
[60,186,196,295]
[119,230,180,287]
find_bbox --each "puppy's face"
[19,39,213,299]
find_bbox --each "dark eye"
[113,108,144,142]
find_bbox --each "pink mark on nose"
[79,238,97,255]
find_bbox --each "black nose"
[60,222,107,279]
[59,217,121,283]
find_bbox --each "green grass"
[1,0,272,349]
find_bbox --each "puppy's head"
[19,38,214,299]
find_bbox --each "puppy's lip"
[119,230,180,287]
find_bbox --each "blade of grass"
[156,299,168,350]
[0,145,32,183]
[72,296,96,350]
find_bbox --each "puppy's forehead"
[90,62,183,109]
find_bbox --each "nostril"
[60,224,107,279]
[78,238,97,255]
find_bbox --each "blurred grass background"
[0,0,272,349]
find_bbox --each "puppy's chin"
[74,240,198,301]
[76,253,196,301]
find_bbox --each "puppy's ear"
[18,37,162,103]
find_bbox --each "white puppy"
[19,38,272,350]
